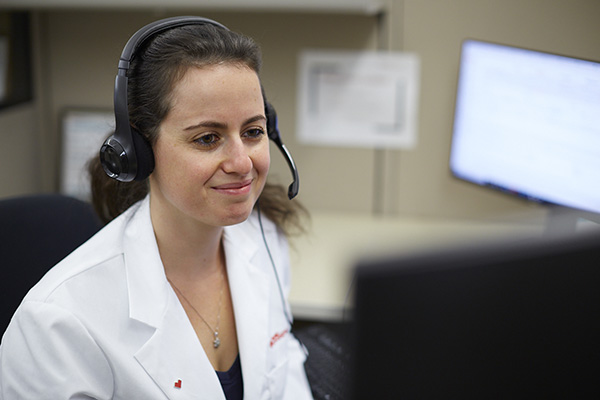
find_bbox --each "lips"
[212,179,253,195]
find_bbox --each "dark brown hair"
[88,22,307,235]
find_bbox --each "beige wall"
[1,0,599,221]
[0,103,40,197]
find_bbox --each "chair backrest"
[0,194,103,336]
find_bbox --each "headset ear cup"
[131,128,155,180]
[100,135,128,180]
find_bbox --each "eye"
[195,133,220,148]
[244,128,265,139]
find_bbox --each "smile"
[212,179,253,195]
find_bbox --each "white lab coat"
[0,196,313,399]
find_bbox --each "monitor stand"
[544,206,600,237]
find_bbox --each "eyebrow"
[184,114,266,131]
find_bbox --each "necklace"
[167,271,224,349]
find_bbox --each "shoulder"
[3,200,148,366]
[23,199,145,305]
[0,299,115,399]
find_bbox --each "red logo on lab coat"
[270,329,289,347]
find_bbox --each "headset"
[100,16,299,200]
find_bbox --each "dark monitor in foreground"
[352,229,600,398]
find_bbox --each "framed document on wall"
[60,109,114,200]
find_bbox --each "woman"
[0,16,312,399]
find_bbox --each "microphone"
[265,102,299,200]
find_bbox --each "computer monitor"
[449,39,600,219]
[351,229,600,398]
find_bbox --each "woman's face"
[149,64,270,230]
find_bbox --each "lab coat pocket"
[264,329,291,399]
[265,353,289,399]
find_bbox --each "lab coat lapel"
[133,290,225,399]
[224,222,270,399]
[123,198,225,399]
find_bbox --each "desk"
[288,212,545,321]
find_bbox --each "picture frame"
[60,108,114,200]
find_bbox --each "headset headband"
[118,16,228,72]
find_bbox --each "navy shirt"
[216,354,243,400]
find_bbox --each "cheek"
[153,143,182,179]
[254,143,271,177]
[153,142,210,187]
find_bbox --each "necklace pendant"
[213,332,221,349]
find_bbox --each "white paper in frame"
[297,50,420,149]
[60,109,114,200]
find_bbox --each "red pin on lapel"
[174,379,182,389]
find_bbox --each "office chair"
[0,193,103,336]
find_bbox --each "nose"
[221,137,252,175]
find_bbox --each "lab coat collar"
[122,197,167,327]
[133,290,225,399]
[122,198,271,398]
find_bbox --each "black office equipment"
[449,40,600,219]
[295,322,352,400]
[351,229,600,399]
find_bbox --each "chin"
[218,204,255,227]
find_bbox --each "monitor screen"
[351,229,600,398]
[449,40,600,214]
